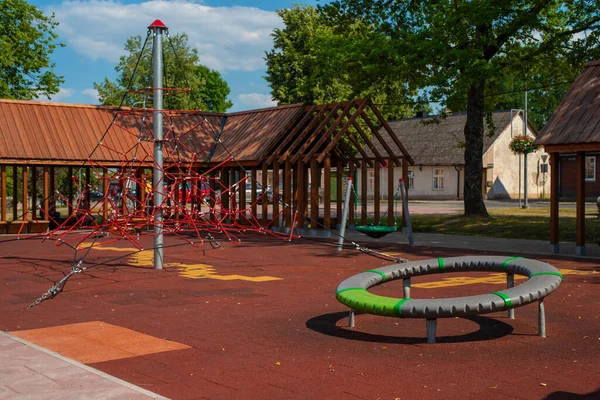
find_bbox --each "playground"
[0,20,599,400]
[1,233,599,399]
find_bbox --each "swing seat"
[355,225,397,238]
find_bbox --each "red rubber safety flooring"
[0,235,599,400]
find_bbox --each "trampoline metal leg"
[403,278,411,299]
[348,309,355,328]
[426,318,437,344]
[507,273,515,319]
[538,299,546,338]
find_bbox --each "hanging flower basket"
[509,135,541,155]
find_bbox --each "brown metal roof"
[0,98,410,166]
[211,103,305,163]
[365,111,520,165]
[536,60,600,150]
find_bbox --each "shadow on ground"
[306,311,514,345]
[544,388,600,399]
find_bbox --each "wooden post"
[336,160,343,227]
[210,170,218,222]
[103,169,109,221]
[49,167,56,221]
[273,161,280,227]
[238,168,247,219]
[12,166,17,221]
[402,158,409,229]
[43,167,49,219]
[284,160,292,228]
[1,166,5,221]
[121,172,128,216]
[576,152,586,255]
[324,157,331,230]
[388,158,395,227]
[310,158,319,230]
[222,168,230,222]
[262,163,269,224]
[251,167,258,217]
[31,166,37,219]
[22,166,28,220]
[67,166,74,216]
[85,167,91,211]
[349,162,355,226]
[361,160,368,225]
[374,160,380,225]
[297,160,306,230]
[550,153,559,252]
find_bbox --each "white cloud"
[82,88,100,103]
[47,0,282,71]
[236,93,277,109]
[47,88,75,102]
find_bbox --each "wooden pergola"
[535,60,600,255]
[0,98,412,234]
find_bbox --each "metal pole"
[519,154,522,208]
[426,318,437,344]
[337,177,353,251]
[150,20,167,270]
[507,273,515,319]
[538,298,546,337]
[403,278,411,299]
[523,91,529,208]
[399,179,414,246]
[512,109,522,208]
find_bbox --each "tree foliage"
[320,0,600,216]
[0,0,64,100]
[94,33,232,112]
[265,5,419,120]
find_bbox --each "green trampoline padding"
[355,225,397,238]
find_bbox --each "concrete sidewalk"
[0,331,167,400]
[343,230,600,259]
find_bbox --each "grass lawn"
[410,209,600,242]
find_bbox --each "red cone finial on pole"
[148,19,167,29]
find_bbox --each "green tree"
[94,33,232,112]
[0,0,64,100]
[322,0,600,216]
[265,5,418,120]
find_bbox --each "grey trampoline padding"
[336,256,563,318]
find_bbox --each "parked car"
[170,181,211,203]
[237,182,272,203]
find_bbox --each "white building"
[362,110,550,200]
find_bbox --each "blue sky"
[31,0,329,111]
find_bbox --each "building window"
[586,156,596,181]
[433,169,444,190]
[368,171,374,190]
[407,170,414,190]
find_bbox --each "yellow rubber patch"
[86,246,282,282]
[10,321,190,364]
[412,268,594,289]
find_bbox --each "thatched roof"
[365,110,519,165]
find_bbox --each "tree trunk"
[463,82,489,217]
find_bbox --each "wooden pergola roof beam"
[289,103,344,164]
[277,106,330,164]
[316,100,369,164]
[263,106,316,165]
[368,100,414,165]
